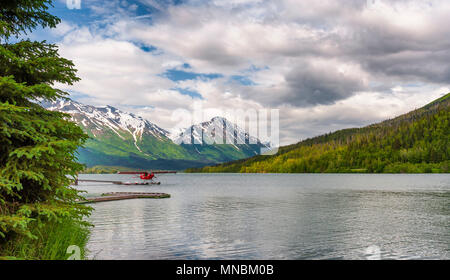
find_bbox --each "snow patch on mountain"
[171,116,268,152]
[42,99,169,152]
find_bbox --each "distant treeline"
[187,93,450,174]
[82,166,137,174]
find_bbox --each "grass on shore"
[0,218,91,260]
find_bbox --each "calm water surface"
[76,173,450,260]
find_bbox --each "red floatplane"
[117,171,177,185]
[74,171,176,186]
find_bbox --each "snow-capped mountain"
[41,99,269,169]
[172,116,268,155]
[42,99,169,153]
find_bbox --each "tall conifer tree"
[0,0,90,244]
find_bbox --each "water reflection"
[77,174,450,259]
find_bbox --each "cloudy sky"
[34,0,450,145]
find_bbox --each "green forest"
[187,93,450,174]
[0,1,91,259]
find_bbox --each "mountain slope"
[42,100,268,169]
[171,116,269,162]
[42,99,198,166]
[187,93,450,173]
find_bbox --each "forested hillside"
[187,93,450,173]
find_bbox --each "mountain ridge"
[186,93,450,173]
[42,99,268,170]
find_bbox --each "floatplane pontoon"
[74,170,177,186]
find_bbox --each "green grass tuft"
[0,218,91,260]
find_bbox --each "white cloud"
[52,0,450,145]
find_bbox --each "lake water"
[76,173,450,260]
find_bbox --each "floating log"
[76,179,123,184]
[114,181,161,185]
[78,192,170,204]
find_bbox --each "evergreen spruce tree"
[0,0,91,255]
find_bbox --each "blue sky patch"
[246,65,269,72]
[67,90,92,100]
[47,0,158,27]
[132,41,158,53]
[229,75,256,86]
[163,69,223,81]
[173,88,204,99]
[140,45,157,52]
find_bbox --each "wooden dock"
[78,192,170,204]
